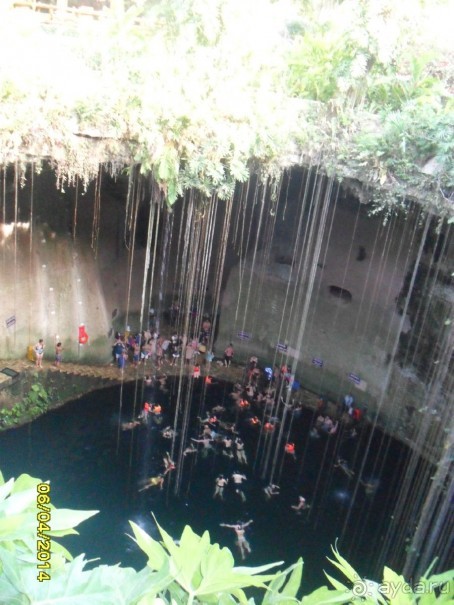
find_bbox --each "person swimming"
[231,471,247,502]
[360,477,380,497]
[219,520,253,560]
[138,475,164,491]
[263,484,280,500]
[291,495,310,514]
[161,426,177,439]
[163,452,176,475]
[121,420,141,431]
[213,474,229,501]
[334,458,355,478]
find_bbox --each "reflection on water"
[0,379,414,590]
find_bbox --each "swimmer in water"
[291,495,310,514]
[163,452,176,475]
[263,484,280,500]
[191,435,213,456]
[138,474,164,491]
[231,471,247,502]
[213,474,229,501]
[222,435,234,459]
[334,458,355,478]
[235,437,248,465]
[183,442,198,457]
[360,477,380,497]
[220,520,253,560]
[161,426,176,439]
[121,420,141,431]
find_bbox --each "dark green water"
[0,378,413,592]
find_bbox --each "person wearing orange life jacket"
[239,399,250,410]
[140,402,151,422]
[263,421,274,432]
[249,416,260,427]
[193,365,201,379]
[284,442,296,460]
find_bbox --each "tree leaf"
[129,520,168,571]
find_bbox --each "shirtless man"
[191,435,213,455]
[220,520,253,560]
[213,474,229,501]
[231,471,247,502]
[235,437,247,465]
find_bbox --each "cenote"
[0,377,424,591]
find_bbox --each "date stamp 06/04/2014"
[36,482,52,582]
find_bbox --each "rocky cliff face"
[0,223,110,361]
[0,166,146,362]
[216,188,449,411]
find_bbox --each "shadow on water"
[0,378,416,591]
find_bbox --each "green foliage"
[0,382,52,429]
[131,517,284,603]
[0,471,452,604]
[304,542,454,605]
[353,103,454,198]
[366,55,447,112]
[0,1,453,216]
[0,471,97,569]
[287,21,369,102]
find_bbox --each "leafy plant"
[0,471,452,604]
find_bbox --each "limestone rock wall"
[0,224,110,362]
[216,193,423,405]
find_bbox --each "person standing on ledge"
[224,343,234,367]
[34,339,45,368]
[54,342,63,368]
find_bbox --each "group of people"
[32,339,63,369]
[119,331,369,561]
[111,319,218,374]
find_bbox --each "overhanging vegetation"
[0,0,453,216]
